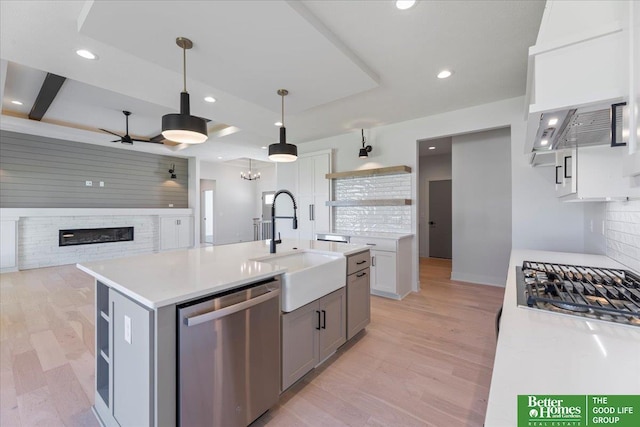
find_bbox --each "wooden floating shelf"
[326,199,412,207]
[326,165,411,179]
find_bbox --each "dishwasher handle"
[184,288,280,327]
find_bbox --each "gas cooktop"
[516,261,640,327]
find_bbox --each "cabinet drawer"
[350,236,397,252]
[347,251,370,275]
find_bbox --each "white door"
[203,190,214,244]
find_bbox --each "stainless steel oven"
[177,277,281,426]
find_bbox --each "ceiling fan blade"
[131,138,161,144]
[99,128,123,137]
[111,139,120,143]
[149,134,166,143]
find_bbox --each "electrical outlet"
[601,221,606,236]
[99,181,104,187]
[124,315,131,344]
[85,180,92,186]
[169,203,174,207]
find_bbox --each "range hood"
[531,103,626,153]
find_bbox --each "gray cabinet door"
[347,268,370,340]
[281,301,319,391]
[318,288,346,362]
[110,290,152,427]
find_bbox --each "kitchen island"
[77,239,369,427]
[485,249,640,426]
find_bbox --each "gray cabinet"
[281,288,345,391]
[346,251,370,340]
[94,282,152,427]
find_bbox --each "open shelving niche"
[96,281,110,407]
[325,165,412,207]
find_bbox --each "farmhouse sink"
[256,251,346,312]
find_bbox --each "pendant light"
[268,89,297,162]
[161,37,208,144]
[241,158,261,181]
[358,129,372,158]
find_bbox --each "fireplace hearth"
[59,227,134,247]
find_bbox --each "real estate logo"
[517,395,640,427]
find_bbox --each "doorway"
[428,180,452,259]
[200,179,216,245]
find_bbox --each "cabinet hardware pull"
[372,256,375,267]
[309,205,313,221]
[366,243,376,246]
[316,310,321,330]
[356,260,366,265]
[555,166,562,185]
[564,155,572,179]
[356,272,367,277]
[312,204,315,221]
[321,310,326,329]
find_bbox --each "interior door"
[203,190,214,244]
[428,180,452,259]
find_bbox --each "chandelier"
[241,158,261,181]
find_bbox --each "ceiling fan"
[99,111,160,145]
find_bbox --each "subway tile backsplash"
[333,174,411,233]
[606,200,640,273]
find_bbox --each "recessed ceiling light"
[396,0,416,10]
[261,146,267,149]
[11,100,23,105]
[541,139,549,146]
[274,121,283,127]
[437,70,453,79]
[217,156,223,159]
[548,118,558,126]
[428,146,436,150]
[76,49,97,60]
[204,96,216,103]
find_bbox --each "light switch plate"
[124,315,131,344]
[85,180,92,186]
[99,181,104,187]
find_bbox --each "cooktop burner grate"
[517,261,640,326]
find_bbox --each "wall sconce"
[169,164,177,179]
[358,129,372,158]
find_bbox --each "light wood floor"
[1,258,504,427]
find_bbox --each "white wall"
[291,96,591,289]
[199,161,261,245]
[418,153,452,257]
[451,128,512,286]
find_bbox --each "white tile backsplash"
[333,174,411,233]
[606,200,640,273]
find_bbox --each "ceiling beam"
[28,73,66,121]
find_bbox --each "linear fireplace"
[59,227,134,247]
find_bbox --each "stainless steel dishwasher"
[177,276,281,427]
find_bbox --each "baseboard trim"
[450,272,505,287]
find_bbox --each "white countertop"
[319,230,414,240]
[77,239,368,309]
[485,249,640,427]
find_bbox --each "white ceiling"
[418,136,452,157]
[0,0,545,163]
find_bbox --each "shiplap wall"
[0,131,188,208]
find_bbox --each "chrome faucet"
[270,190,298,253]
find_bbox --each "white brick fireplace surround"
[0,208,192,272]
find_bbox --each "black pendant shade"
[268,89,297,162]
[269,126,298,162]
[161,37,208,144]
[162,92,208,144]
